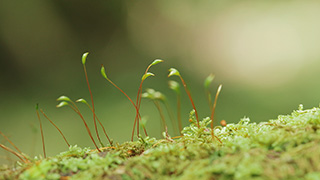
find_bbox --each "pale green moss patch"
[2,105,320,179]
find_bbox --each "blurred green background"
[1,0,320,165]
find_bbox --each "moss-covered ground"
[1,105,320,180]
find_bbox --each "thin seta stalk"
[56,96,101,152]
[0,131,29,163]
[76,98,112,146]
[101,59,163,141]
[0,144,28,163]
[168,80,182,135]
[153,100,167,133]
[36,103,46,158]
[163,100,178,135]
[28,123,38,157]
[133,59,163,140]
[168,68,200,128]
[39,109,70,147]
[210,84,223,143]
[141,89,167,133]
[100,65,146,141]
[81,52,103,147]
[142,88,178,135]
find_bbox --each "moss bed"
[1,105,320,180]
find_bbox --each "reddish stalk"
[133,60,163,140]
[40,109,70,147]
[108,75,144,134]
[36,104,46,158]
[57,99,101,152]
[134,76,148,139]
[0,131,24,157]
[168,68,199,128]
[0,144,28,163]
[101,65,150,141]
[107,80,147,140]
[210,84,223,143]
[178,76,200,128]
[69,103,101,152]
[95,116,112,146]
[82,53,102,147]
[78,99,112,145]
[0,131,29,162]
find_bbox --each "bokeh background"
[1,1,320,165]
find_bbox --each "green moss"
[2,105,320,179]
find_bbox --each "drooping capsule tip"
[150,59,164,66]
[57,95,71,102]
[168,68,180,77]
[76,98,88,104]
[56,101,69,108]
[100,65,108,80]
[82,52,89,65]
[141,72,155,81]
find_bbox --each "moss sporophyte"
[1,53,320,179]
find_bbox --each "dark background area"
[1,1,320,165]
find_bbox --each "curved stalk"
[40,109,70,147]
[36,104,46,158]
[210,84,222,143]
[82,53,102,147]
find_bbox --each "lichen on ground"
[2,105,320,180]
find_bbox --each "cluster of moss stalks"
[1,104,320,179]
